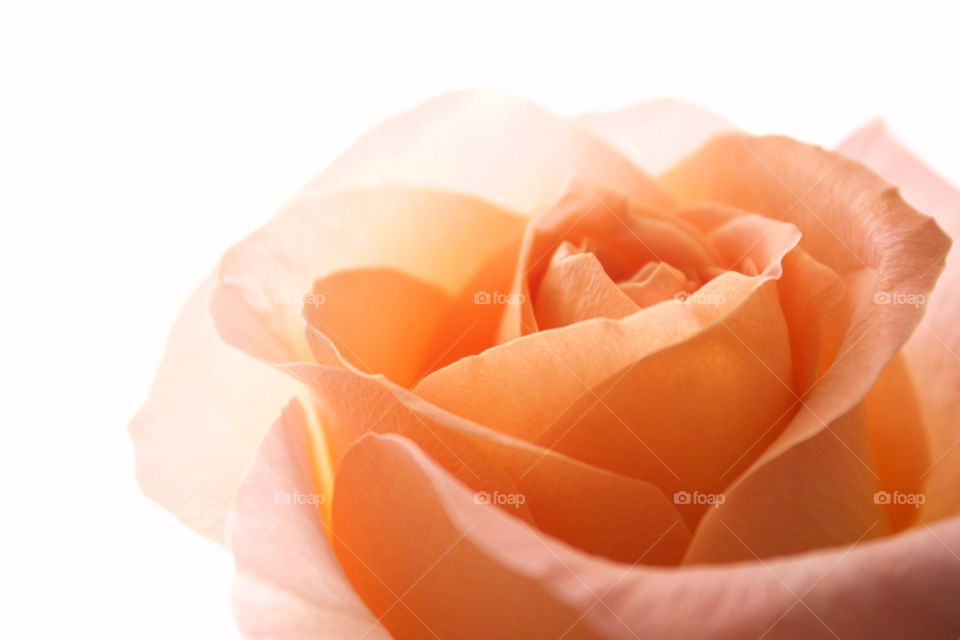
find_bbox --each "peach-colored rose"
[131,91,960,639]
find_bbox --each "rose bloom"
[131,92,960,639]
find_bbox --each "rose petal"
[304,268,451,387]
[128,276,300,540]
[211,187,525,365]
[499,181,721,340]
[661,134,950,493]
[619,262,696,307]
[685,407,887,563]
[311,90,673,215]
[415,221,800,513]
[534,248,639,329]
[536,277,794,529]
[331,433,605,639]
[227,399,390,639]
[838,122,960,522]
[863,354,930,531]
[576,98,736,175]
[288,363,689,565]
[327,432,960,639]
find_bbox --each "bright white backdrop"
[2,1,958,638]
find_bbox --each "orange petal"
[304,268,451,387]
[864,353,930,531]
[325,431,960,639]
[500,181,720,340]
[619,262,696,307]
[331,433,603,639]
[128,276,300,540]
[310,90,673,215]
[417,269,796,525]
[211,187,525,364]
[661,134,950,498]
[227,400,390,639]
[288,363,689,565]
[685,407,887,563]
[575,98,736,175]
[838,122,960,523]
[537,277,794,530]
[534,249,639,329]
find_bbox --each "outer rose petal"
[228,399,390,640]
[310,90,673,215]
[838,122,960,522]
[287,363,690,565]
[661,135,950,488]
[211,187,525,365]
[322,432,960,640]
[128,276,300,540]
[575,98,736,175]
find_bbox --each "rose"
[130,92,960,638]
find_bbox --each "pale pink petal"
[838,122,960,522]
[227,399,390,639]
[311,90,672,215]
[575,98,736,175]
[128,276,300,540]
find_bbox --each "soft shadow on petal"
[129,275,300,541]
[311,89,673,215]
[838,122,960,523]
[304,267,451,387]
[227,399,391,640]
[863,354,930,532]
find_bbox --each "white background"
[2,1,958,637]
